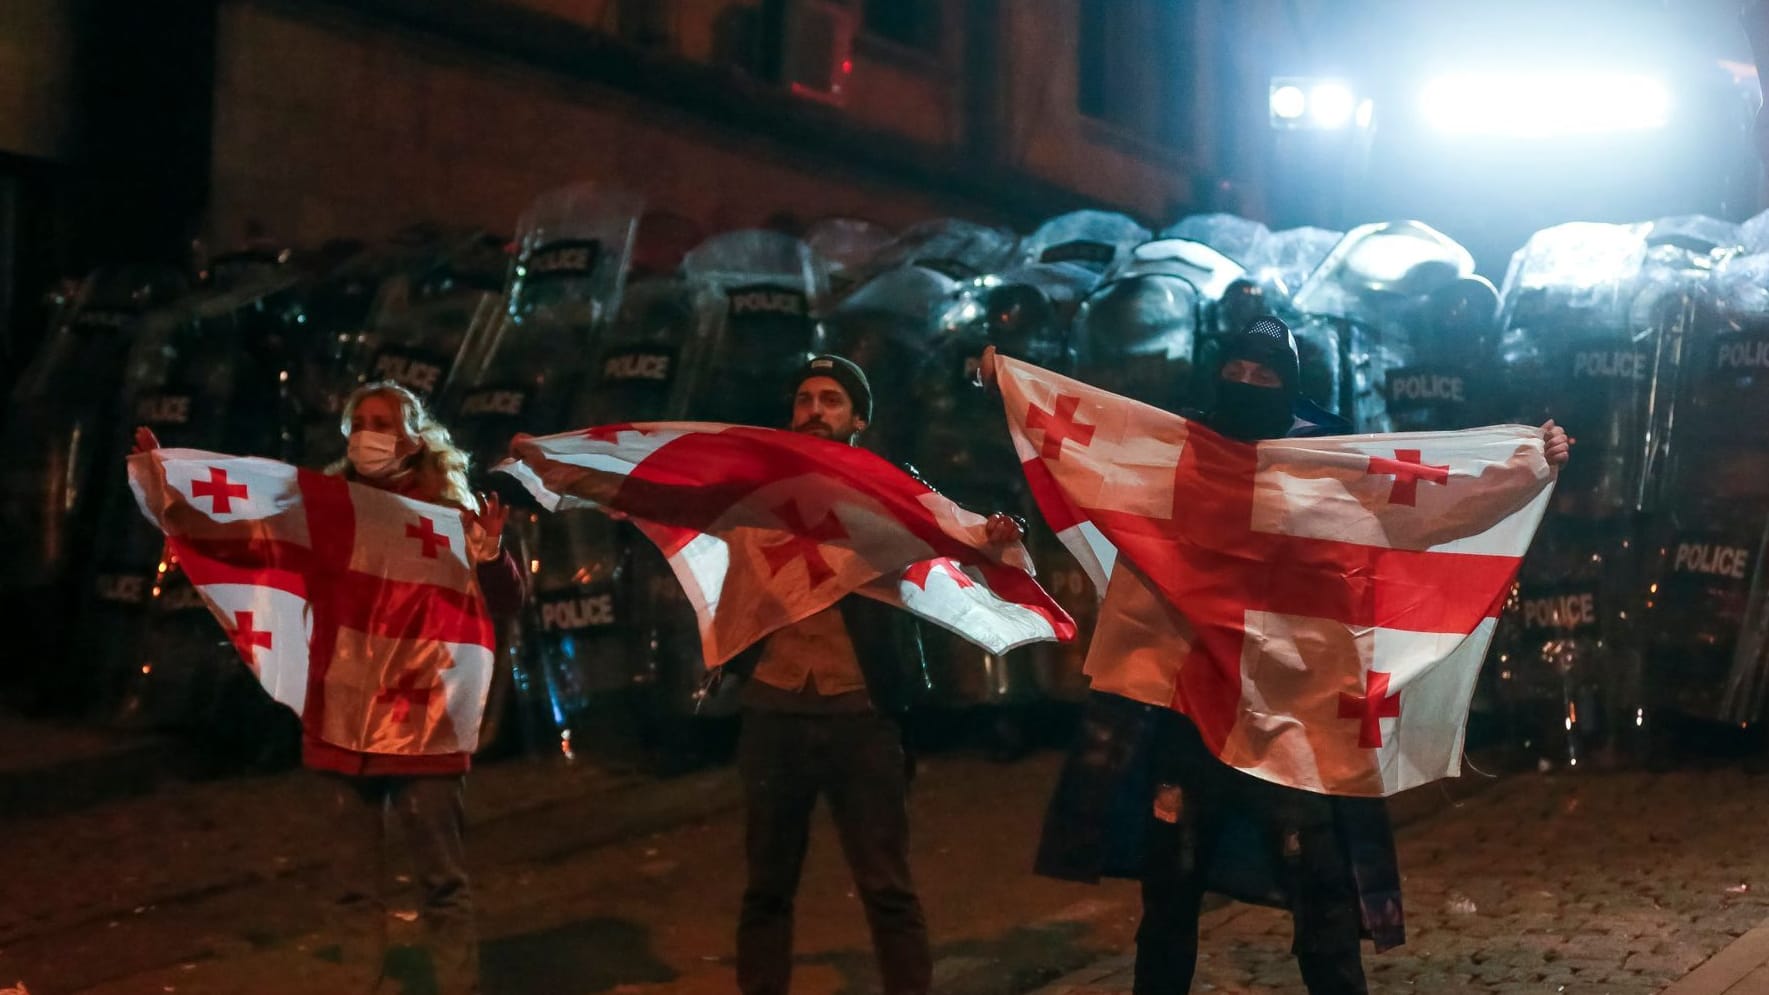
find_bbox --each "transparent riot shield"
[448,185,641,464]
[293,227,471,468]
[1642,251,1769,732]
[580,275,736,767]
[822,220,1020,462]
[1490,220,1727,767]
[826,251,1070,748]
[451,186,642,762]
[1287,221,1475,432]
[1487,519,1644,769]
[88,258,309,764]
[0,264,187,706]
[1075,238,1239,413]
[820,264,954,462]
[355,231,509,409]
[1381,277,1501,432]
[1163,213,1272,269]
[867,218,1020,283]
[946,272,1090,713]
[680,229,828,429]
[804,216,894,300]
[1020,210,1150,275]
[1243,225,1344,300]
[1490,223,1647,767]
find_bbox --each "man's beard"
[794,419,839,438]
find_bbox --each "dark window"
[1077,0,1195,147]
[863,0,941,52]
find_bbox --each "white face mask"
[346,430,406,478]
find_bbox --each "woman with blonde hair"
[133,379,524,993]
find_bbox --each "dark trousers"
[323,773,477,994]
[1133,814,1367,995]
[737,710,932,995]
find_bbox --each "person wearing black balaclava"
[1203,314,1328,441]
[1147,315,1386,993]
[989,315,1572,995]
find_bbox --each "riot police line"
[5,185,1768,772]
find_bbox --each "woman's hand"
[474,492,510,541]
[1542,419,1573,470]
[984,511,1024,547]
[131,426,161,454]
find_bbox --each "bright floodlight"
[1270,84,1307,121]
[1309,82,1356,129]
[1420,72,1671,137]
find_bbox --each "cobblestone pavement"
[1032,768,1769,995]
[10,749,1769,994]
[0,750,1143,995]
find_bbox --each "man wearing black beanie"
[724,353,1023,995]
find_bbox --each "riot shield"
[1489,220,1724,766]
[1487,517,1644,769]
[581,274,737,765]
[1020,210,1150,275]
[1075,237,1240,412]
[448,185,640,463]
[822,219,1020,461]
[803,216,894,300]
[1642,251,1769,729]
[1490,223,1646,766]
[866,218,1020,283]
[1242,225,1344,300]
[891,260,1087,741]
[1382,277,1501,432]
[809,237,1075,745]
[452,186,642,762]
[680,229,828,429]
[1286,221,1475,432]
[293,227,472,468]
[355,231,509,410]
[820,264,954,462]
[0,264,187,706]
[87,256,309,762]
[1162,213,1272,269]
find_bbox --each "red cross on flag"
[127,448,497,755]
[500,423,1076,666]
[995,356,1555,797]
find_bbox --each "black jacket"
[720,594,927,714]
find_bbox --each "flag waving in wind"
[127,448,497,754]
[500,423,1074,666]
[995,355,1554,797]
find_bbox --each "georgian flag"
[499,423,1074,666]
[996,356,1555,797]
[127,449,496,754]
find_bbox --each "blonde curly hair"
[327,380,478,512]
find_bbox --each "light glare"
[1420,72,1671,137]
[1270,84,1307,120]
[1310,82,1356,129]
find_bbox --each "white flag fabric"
[995,356,1555,796]
[500,422,1074,666]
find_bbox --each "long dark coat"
[1035,691,1406,952]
